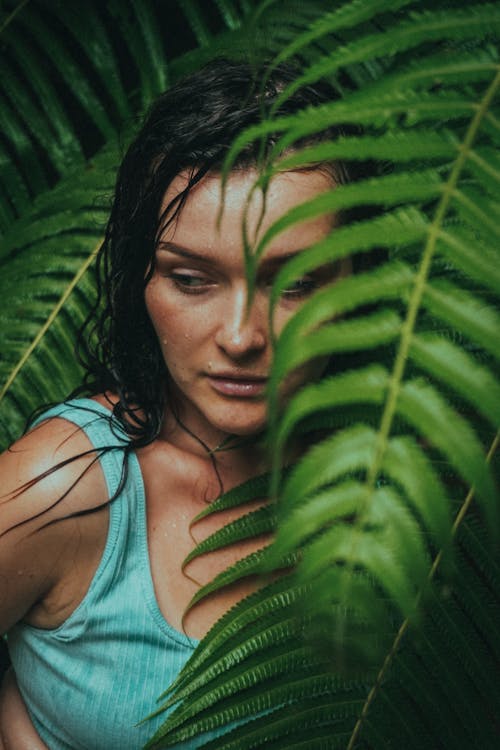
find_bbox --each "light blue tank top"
[7,398,215,749]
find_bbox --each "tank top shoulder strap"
[32,397,131,501]
[28,398,146,638]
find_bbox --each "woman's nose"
[215,285,267,358]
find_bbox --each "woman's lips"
[207,375,267,397]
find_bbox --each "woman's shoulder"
[0,398,113,536]
[0,399,112,634]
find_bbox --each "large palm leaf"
[141,1,500,748]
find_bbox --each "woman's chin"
[213,417,267,441]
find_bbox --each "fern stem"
[336,65,500,655]
[370,65,500,488]
[346,430,499,750]
[0,246,98,403]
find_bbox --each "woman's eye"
[281,276,317,298]
[170,272,211,292]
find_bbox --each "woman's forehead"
[157,167,336,256]
[159,168,335,232]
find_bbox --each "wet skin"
[0,167,345,747]
[145,168,341,449]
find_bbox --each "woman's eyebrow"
[157,241,305,267]
[258,251,305,271]
[156,241,205,261]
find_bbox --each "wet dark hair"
[73,57,354,448]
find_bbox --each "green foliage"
[1,1,499,749]
[143,1,500,748]
[0,0,300,443]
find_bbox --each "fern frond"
[274,367,388,455]
[270,0,415,71]
[423,280,500,361]
[2,2,498,748]
[14,5,117,137]
[177,0,213,47]
[160,577,309,700]
[276,130,458,169]
[183,547,278,614]
[191,472,272,523]
[409,333,500,427]
[397,379,496,527]
[254,170,442,264]
[273,311,401,382]
[155,5,499,746]
[271,4,500,110]
[107,0,168,103]
[436,227,500,295]
[182,506,276,568]
[0,142,117,446]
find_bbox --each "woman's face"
[145,168,342,446]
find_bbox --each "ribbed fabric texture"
[7,399,209,749]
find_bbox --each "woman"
[0,59,351,749]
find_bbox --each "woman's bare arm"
[0,670,49,750]
[0,416,109,748]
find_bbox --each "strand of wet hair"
[173,414,224,500]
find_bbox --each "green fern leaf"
[254,170,442,263]
[397,379,497,529]
[269,214,421,313]
[184,547,278,613]
[108,0,168,103]
[271,0,415,69]
[177,0,213,46]
[436,227,500,295]
[295,490,428,615]
[464,145,500,197]
[154,641,325,718]
[274,366,388,455]
[382,435,452,551]
[160,578,309,700]
[191,472,272,523]
[182,506,276,568]
[148,622,315,734]
[276,426,377,508]
[271,4,500,109]
[271,263,414,369]
[276,130,457,170]
[451,185,500,242]
[423,279,500,362]
[54,2,131,120]
[273,310,401,383]
[0,92,48,198]
[1,29,84,170]
[409,333,500,428]
[213,0,243,30]
[13,6,116,138]
[271,480,368,556]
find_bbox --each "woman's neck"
[159,406,269,480]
